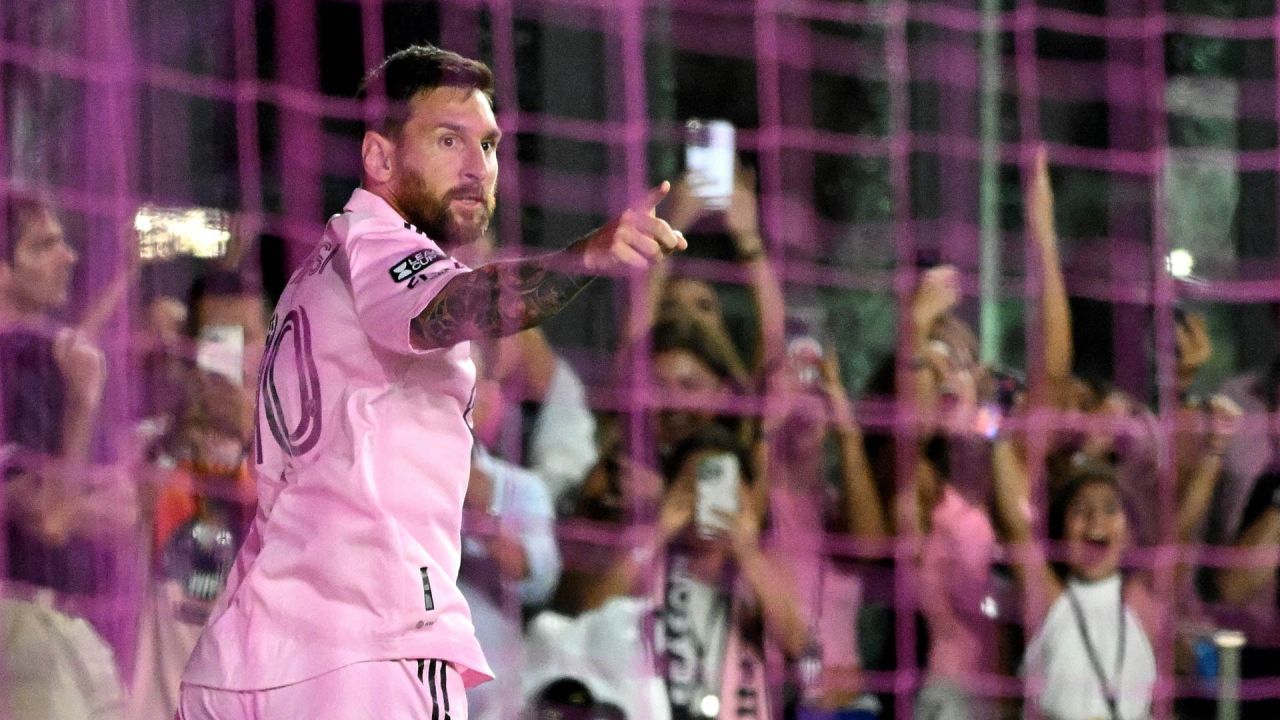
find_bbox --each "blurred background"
[2,0,1279,718]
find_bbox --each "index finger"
[631,180,671,216]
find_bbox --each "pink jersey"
[183,188,493,691]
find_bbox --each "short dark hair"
[357,44,495,138]
[651,316,736,385]
[185,269,262,338]
[663,423,754,488]
[2,194,56,265]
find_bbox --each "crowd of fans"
[2,146,1278,720]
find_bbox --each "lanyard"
[1065,582,1126,720]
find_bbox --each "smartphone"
[974,368,1025,439]
[684,119,735,210]
[135,205,231,262]
[974,404,1002,440]
[785,307,828,390]
[196,324,245,386]
[990,368,1025,413]
[695,452,741,538]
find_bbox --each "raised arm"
[412,183,686,350]
[53,328,106,464]
[724,167,785,376]
[1025,146,1073,409]
[724,496,811,657]
[1176,395,1240,542]
[992,437,1063,629]
[823,353,888,540]
[1218,470,1280,605]
[908,266,962,423]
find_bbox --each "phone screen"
[196,324,246,386]
[684,119,735,210]
[974,404,1002,440]
[695,452,740,537]
[784,308,828,390]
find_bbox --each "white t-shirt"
[1023,575,1156,720]
[183,188,493,691]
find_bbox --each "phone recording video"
[695,452,741,538]
[784,308,829,391]
[196,324,246,386]
[974,368,1026,439]
[684,119,736,211]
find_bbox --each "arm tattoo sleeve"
[411,251,595,349]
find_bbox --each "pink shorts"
[177,659,468,720]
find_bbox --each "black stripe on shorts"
[427,660,440,720]
[413,658,452,720]
[440,660,451,717]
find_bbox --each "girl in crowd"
[993,442,1158,720]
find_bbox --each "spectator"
[583,424,809,719]
[1023,149,1233,555]
[766,346,884,713]
[0,194,125,720]
[135,295,190,426]
[853,250,1004,718]
[1213,464,1280,719]
[565,315,748,529]
[128,271,262,720]
[517,327,600,505]
[1198,312,1280,556]
[634,164,785,388]
[992,442,1158,720]
[766,336,886,540]
[991,149,1237,720]
[460,341,563,720]
[897,266,1002,720]
[1200,322,1278,564]
[551,315,745,616]
[521,596,671,720]
[650,315,753,459]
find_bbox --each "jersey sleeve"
[345,219,471,355]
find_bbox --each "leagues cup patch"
[389,248,445,283]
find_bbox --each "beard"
[394,166,494,248]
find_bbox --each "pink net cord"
[3,0,1280,718]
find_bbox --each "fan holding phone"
[647,427,811,719]
[624,118,786,402]
[692,451,741,539]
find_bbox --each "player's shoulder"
[331,189,446,249]
[332,207,413,242]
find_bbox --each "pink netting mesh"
[2,1,1279,719]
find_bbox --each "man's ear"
[361,131,396,185]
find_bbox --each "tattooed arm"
[411,182,687,350]
[411,253,595,349]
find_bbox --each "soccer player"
[178,44,686,720]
